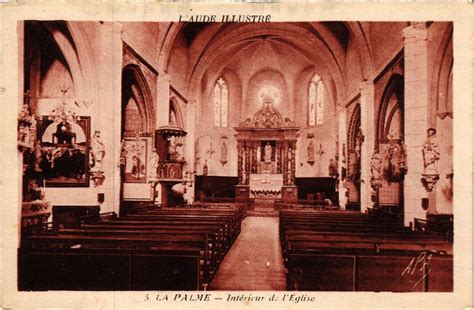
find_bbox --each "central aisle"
[208,216,286,290]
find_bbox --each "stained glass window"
[213,77,228,127]
[308,74,324,126]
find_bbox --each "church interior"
[17,21,453,291]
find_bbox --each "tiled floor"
[208,216,286,290]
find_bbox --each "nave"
[16,20,454,293]
[209,216,286,291]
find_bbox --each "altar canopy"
[234,96,299,201]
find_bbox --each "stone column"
[290,140,297,185]
[237,140,243,184]
[244,141,250,185]
[359,81,376,213]
[235,139,250,200]
[402,23,430,227]
[251,141,257,174]
[156,73,171,128]
[183,100,196,203]
[337,105,347,209]
[155,73,170,205]
[282,140,298,202]
[276,141,281,173]
[106,22,123,214]
[247,142,252,174]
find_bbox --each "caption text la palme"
[145,293,315,303]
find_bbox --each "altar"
[249,173,283,198]
[234,95,299,202]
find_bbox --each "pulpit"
[234,96,299,202]
[154,125,187,207]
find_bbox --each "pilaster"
[359,80,375,213]
[337,105,347,209]
[402,23,430,226]
[156,73,171,128]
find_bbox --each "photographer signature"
[401,251,432,288]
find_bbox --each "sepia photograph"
[1,2,472,309]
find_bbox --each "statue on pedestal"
[264,142,272,163]
[149,149,160,180]
[307,140,315,165]
[421,128,441,192]
[422,128,440,174]
[90,130,106,171]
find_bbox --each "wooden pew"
[120,214,239,236]
[19,247,204,291]
[59,227,222,274]
[19,204,244,291]
[110,218,236,247]
[280,208,453,292]
[287,252,452,292]
[24,233,211,287]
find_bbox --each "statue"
[118,139,127,168]
[329,158,338,178]
[422,128,440,174]
[286,169,292,185]
[90,130,106,171]
[370,151,382,189]
[264,142,272,163]
[149,149,160,179]
[220,140,228,166]
[307,140,315,164]
[167,137,176,160]
[131,155,145,179]
[421,128,441,192]
[203,159,208,175]
[382,136,407,182]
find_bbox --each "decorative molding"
[421,174,440,192]
[238,97,295,129]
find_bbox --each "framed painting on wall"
[38,116,90,187]
[122,136,151,183]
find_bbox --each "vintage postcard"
[0,1,472,309]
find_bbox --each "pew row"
[19,204,243,291]
[280,207,453,292]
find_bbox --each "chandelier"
[48,87,80,124]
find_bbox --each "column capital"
[359,80,374,93]
[336,105,346,114]
[402,23,428,41]
[158,72,171,82]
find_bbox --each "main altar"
[234,96,299,202]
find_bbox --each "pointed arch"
[122,64,155,134]
[377,74,404,145]
[169,96,185,129]
[431,24,453,119]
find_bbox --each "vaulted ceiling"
[159,22,407,105]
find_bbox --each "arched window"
[308,74,325,126]
[213,77,228,127]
